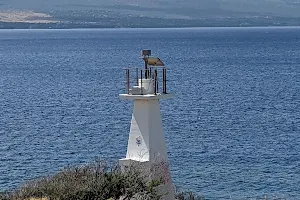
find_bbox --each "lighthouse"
[119,50,175,200]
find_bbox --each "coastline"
[1,25,300,31]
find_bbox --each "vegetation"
[0,160,285,200]
[0,160,202,200]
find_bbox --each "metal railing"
[124,68,168,95]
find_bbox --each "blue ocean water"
[0,27,300,199]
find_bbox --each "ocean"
[0,27,300,199]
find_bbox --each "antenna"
[141,50,151,79]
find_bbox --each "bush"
[1,160,206,200]
[175,191,204,200]
[0,192,9,200]
[5,160,162,200]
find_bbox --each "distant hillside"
[1,0,300,28]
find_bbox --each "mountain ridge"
[1,0,300,28]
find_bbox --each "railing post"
[145,68,150,79]
[163,68,167,94]
[162,68,165,94]
[154,69,158,95]
[136,68,139,86]
[144,58,148,79]
[140,69,143,95]
[156,69,159,94]
[165,68,167,94]
[126,69,130,94]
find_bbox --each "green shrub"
[0,192,9,200]
[6,160,162,200]
[1,160,207,200]
[175,191,204,200]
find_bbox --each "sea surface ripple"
[0,27,300,199]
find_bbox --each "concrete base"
[119,158,175,200]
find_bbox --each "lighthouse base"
[119,158,175,200]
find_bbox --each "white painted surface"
[138,78,154,94]
[125,99,168,161]
[119,95,175,200]
[120,93,173,100]
[119,70,175,199]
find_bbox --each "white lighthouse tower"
[119,50,175,200]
